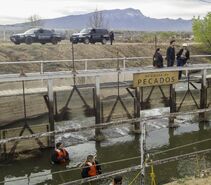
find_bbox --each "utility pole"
[3,25,6,41]
[154,35,157,50]
[71,41,76,73]
[140,121,146,185]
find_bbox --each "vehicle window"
[101,30,108,34]
[24,28,38,34]
[92,29,96,33]
[39,29,44,33]
[43,30,51,34]
[80,29,91,34]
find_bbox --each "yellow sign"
[133,71,178,87]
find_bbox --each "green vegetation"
[193,13,211,50]
[113,31,192,43]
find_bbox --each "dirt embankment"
[0,41,209,73]
[0,41,156,61]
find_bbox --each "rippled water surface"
[0,107,211,185]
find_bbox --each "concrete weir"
[0,58,211,157]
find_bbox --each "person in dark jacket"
[81,155,102,178]
[166,40,176,67]
[51,142,70,164]
[110,175,123,185]
[109,31,114,45]
[153,48,163,68]
[176,43,190,79]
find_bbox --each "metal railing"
[0,55,211,74]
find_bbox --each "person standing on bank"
[81,155,102,178]
[176,43,190,79]
[51,142,70,164]
[153,48,164,68]
[166,40,176,67]
[109,31,114,45]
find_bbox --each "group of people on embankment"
[153,40,190,79]
[51,142,123,184]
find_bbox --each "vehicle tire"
[51,37,58,45]
[101,38,107,45]
[25,37,33,45]
[72,41,78,44]
[84,38,90,44]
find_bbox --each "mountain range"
[1,8,192,31]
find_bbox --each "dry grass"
[0,40,210,73]
[166,176,211,185]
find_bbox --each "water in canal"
[0,107,211,185]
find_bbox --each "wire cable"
[128,170,142,185]
[151,137,211,156]
[1,107,211,144]
[60,148,211,185]
[0,138,210,184]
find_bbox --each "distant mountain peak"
[102,8,144,17]
[123,8,144,17]
[1,8,192,32]
[124,8,143,13]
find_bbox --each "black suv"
[70,28,110,44]
[10,28,64,45]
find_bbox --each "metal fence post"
[0,130,2,155]
[199,69,207,120]
[169,84,176,127]
[140,121,146,185]
[95,76,101,138]
[3,130,6,153]
[40,62,44,74]
[47,79,55,147]
[84,60,88,71]
[123,57,126,81]
[40,61,44,86]
[85,60,88,83]
[135,87,141,132]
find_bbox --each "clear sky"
[0,0,211,24]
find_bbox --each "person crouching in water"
[153,48,164,68]
[51,142,70,164]
[81,155,102,178]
